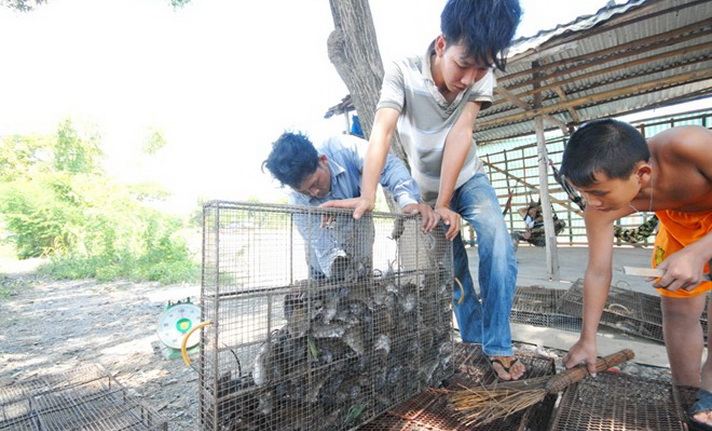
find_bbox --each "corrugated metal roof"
[477,0,712,143]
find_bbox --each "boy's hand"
[653,246,709,291]
[434,206,461,240]
[320,197,375,220]
[562,338,599,377]
[403,203,440,232]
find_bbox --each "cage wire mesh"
[550,371,685,431]
[510,285,582,332]
[0,364,168,431]
[199,201,454,431]
[557,278,709,343]
[358,342,557,430]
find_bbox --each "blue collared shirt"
[289,134,420,277]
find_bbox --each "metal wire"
[199,201,454,431]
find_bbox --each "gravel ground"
[0,261,672,431]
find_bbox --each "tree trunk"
[327,0,382,140]
[328,0,404,212]
[327,0,407,163]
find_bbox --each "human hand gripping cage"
[198,201,454,431]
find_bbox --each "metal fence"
[199,201,454,431]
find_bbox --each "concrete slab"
[506,244,654,293]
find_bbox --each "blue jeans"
[450,174,518,356]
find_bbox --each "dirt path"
[0,270,201,430]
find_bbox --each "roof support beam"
[494,86,569,134]
[553,86,580,124]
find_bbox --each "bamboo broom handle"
[545,349,635,394]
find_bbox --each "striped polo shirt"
[377,40,495,204]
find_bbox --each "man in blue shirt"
[263,131,438,279]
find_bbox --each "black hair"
[560,119,650,187]
[440,0,522,71]
[262,131,319,189]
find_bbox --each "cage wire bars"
[199,201,454,431]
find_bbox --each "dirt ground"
[0,261,202,430]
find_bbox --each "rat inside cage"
[198,201,454,431]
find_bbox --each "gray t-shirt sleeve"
[377,60,405,112]
[466,70,496,110]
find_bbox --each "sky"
[0,0,630,215]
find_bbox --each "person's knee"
[662,298,705,324]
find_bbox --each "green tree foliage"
[143,127,167,155]
[0,120,199,284]
[0,134,52,182]
[53,120,102,174]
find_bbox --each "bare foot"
[692,410,712,428]
[689,389,712,430]
[489,356,526,381]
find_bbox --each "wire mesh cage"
[0,364,168,431]
[557,278,709,343]
[199,201,454,431]
[550,371,685,430]
[510,285,582,332]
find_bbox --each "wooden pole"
[535,115,560,280]
[531,59,559,280]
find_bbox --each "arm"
[290,196,345,278]
[517,207,528,219]
[380,151,439,232]
[436,101,481,240]
[563,207,622,374]
[359,107,401,217]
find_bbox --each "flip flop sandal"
[688,389,712,431]
[489,356,520,380]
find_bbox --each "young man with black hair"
[559,119,712,430]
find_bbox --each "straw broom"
[450,348,635,427]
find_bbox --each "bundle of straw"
[450,349,635,427]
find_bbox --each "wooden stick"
[623,266,712,281]
[545,349,634,393]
